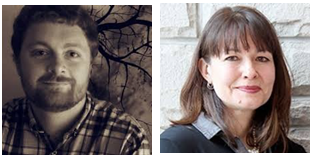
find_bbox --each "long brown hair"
[172,6,291,153]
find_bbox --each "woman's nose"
[241,60,258,79]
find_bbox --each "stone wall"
[160,3,310,152]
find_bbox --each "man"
[2,5,150,155]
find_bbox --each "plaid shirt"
[2,94,150,155]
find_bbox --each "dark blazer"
[160,125,307,153]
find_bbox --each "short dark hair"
[11,5,98,63]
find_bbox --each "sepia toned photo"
[2,5,151,155]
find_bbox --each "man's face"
[18,22,92,112]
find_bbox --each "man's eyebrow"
[25,41,50,49]
[24,42,84,50]
[63,43,82,48]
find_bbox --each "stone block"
[160,44,197,133]
[160,107,182,133]
[290,99,310,126]
[299,24,310,36]
[279,38,310,95]
[160,3,197,38]
[199,3,310,37]
[289,128,310,152]
[290,52,310,95]
[160,44,196,97]
[255,4,310,37]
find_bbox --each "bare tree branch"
[120,64,128,110]
[97,19,152,31]
[98,46,151,79]
[88,5,152,149]
[96,5,114,24]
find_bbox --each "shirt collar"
[192,113,261,153]
[192,112,221,139]
[26,93,93,149]
[27,93,92,130]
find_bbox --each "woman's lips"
[237,86,261,93]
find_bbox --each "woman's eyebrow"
[257,50,267,53]
[227,48,240,51]
[224,48,240,54]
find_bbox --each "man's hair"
[11,5,98,63]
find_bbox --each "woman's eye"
[256,56,270,62]
[224,56,239,61]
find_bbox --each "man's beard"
[33,86,83,112]
[23,73,88,112]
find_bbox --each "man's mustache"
[38,73,75,84]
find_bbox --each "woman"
[160,6,306,153]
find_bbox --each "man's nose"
[241,60,258,79]
[47,55,67,75]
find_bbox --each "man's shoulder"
[90,97,146,133]
[3,97,27,115]
[89,97,150,154]
[2,97,28,126]
[91,98,134,120]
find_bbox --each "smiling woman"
[198,36,276,112]
[160,6,306,153]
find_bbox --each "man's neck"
[30,96,87,144]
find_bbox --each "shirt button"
[50,151,57,155]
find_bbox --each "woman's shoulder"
[161,125,199,141]
[271,138,307,153]
[160,125,202,153]
[160,125,233,153]
[287,139,307,153]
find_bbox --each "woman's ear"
[198,58,212,83]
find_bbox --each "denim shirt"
[192,112,258,153]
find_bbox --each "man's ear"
[198,58,212,83]
[89,63,94,79]
[16,65,21,77]
[14,57,22,77]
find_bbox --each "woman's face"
[201,38,275,111]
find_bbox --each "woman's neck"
[224,108,254,139]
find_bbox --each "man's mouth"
[42,81,70,84]
[40,81,71,89]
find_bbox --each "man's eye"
[31,50,49,57]
[256,56,270,62]
[224,56,239,61]
[67,51,80,58]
